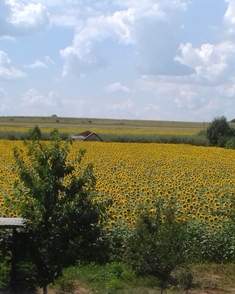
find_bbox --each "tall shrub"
[124,202,188,293]
[9,127,108,294]
[206,116,234,147]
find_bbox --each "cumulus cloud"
[0,0,49,36]
[101,98,137,119]
[60,39,108,77]
[60,7,136,76]
[60,0,191,77]
[24,55,54,69]
[0,88,7,101]
[19,88,63,116]
[1,0,235,121]
[22,88,62,107]
[223,0,235,38]
[136,71,235,121]
[174,87,204,110]
[117,0,188,10]
[24,60,47,69]
[0,88,11,112]
[224,0,235,24]
[0,51,26,80]
[175,41,235,83]
[105,82,133,92]
[134,18,193,76]
[0,88,13,115]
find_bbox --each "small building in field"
[71,130,103,142]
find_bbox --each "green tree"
[10,128,107,294]
[206,116,234,147]
[124,202,188,294]
[28,125,42,140]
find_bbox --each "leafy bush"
[176,265,194,293]
[206,116,234,147]
[56,262,137,293]
[225,136,235,149]
[0,251,10,289]
[101,133,208,145]
[0,231,13,290]
[186,221,235,263]
[8,127,108,294]
[54,277,76,294]
[0,129,69,141]
[124,202,188,293]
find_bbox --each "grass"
[51,262,235,294]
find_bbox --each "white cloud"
[223,0,235,37]
[60,0,191,77]
[0,88,11,112]
[0,51,26,80]
[105,82,133,93]
[0,88,12,115]
[224,0,235,24]
[1,0,235,121]
[60,8,135,76]
[175,41,235,83]
[136,72,235,121]
[22,88,62,107]
[60,38,109,77]
[174,87,203,110]
[55,95,137,119]
[0,88,6,100]
[98,98,137,119]
[22,88,45,106]
[24,55,54,69]
[0,0,49,36]
[24,60,47,69]
[116,0,188,14]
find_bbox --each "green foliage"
[206,116,234,146]
[49,262,235,294]
[10,128,108,292]
[124,202,188,293]
[225,136,235,149]
[28,125,42,140]
[54,277,75,294]
[185,221,235,264]
[105,223,131,262]
[0,130,69,141]
[0,251,10,289]
[176,265,194,293]
[0,130,209,145]
[55,262,139,294]
[0,231,12,290]
[100,133,208,145]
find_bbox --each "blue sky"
[1,0,235,122]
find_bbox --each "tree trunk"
[10,228,17,284]
[42,284,47,294]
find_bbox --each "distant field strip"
[0,140,234,233]
[0,126,199,135]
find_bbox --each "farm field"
[1,119,235,293]
[0,116,208,134]
[0,140,235,233]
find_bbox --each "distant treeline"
[100,132,208,145]
[0,131,69,141]
[0,130,209,146]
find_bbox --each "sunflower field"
[1,139,235,262]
